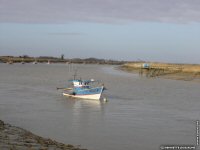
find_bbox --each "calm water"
[0,63,200,150]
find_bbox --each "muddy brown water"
[0,63,200,150]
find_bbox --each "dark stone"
[0,120,5,127]
[0,120,5,130]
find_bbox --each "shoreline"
[0,120,87,150]
[120,62,200,82]
[0,56,126,65]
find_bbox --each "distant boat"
[7,61,13,64]
[62,79,105,100]
[32,59,38,64]
[47,60,51,64]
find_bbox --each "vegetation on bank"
[122,62,200,73]
[0,55,127,65]
[121,62,200,81]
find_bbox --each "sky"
[0,0,200,63]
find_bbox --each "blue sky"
[1,0,200,63]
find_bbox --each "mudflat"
[0,120,86,150]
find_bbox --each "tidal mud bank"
[0,120,87,150]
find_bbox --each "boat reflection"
[69,99,106,128]
[72,99,105,113]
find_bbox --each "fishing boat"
[62,79,105,100]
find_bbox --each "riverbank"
[0,56,126,65]
[0,120,87,150]
[120,62,200,81]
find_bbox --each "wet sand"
[0,120,87,150]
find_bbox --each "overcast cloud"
[0,0,200,24]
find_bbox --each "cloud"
[0,0,200,24]
[47,32,85,36]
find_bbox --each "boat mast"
[73,69,77,80]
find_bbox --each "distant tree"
[23,55,30,58]
[61,54,64,60]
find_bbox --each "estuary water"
[0,63,200,150]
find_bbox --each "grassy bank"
[121,62,200,81]
[122,62,200,72]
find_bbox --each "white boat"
[62,79,105,100]
[32,61,37,64]
[47,60,51,64]
[63,86,104,100]
[33,59,38,64]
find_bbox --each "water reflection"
[61,97,106,121]
[72,99,105,114]
[63,99,106,135]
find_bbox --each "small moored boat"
[62,79,105,100]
